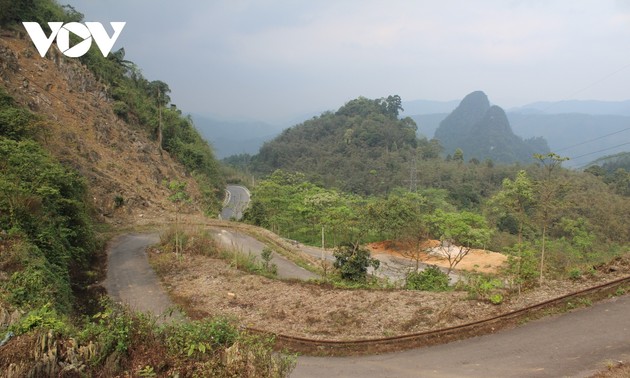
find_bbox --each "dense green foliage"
[405,266,450,291]
[0,88,96,314]
[0,0,82,26]
[77,301,295,376]
[332,243,380,282]
[251,96,428,195]
[246,153,629,284]
[585,152,630,197]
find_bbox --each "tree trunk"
[539,223,546,285]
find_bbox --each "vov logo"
[22,22,126,58]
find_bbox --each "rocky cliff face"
[434,91,549,164]
[434,91,490,143]
[0,30,202,224]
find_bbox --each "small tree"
[533,153,569,284]
[333,242,380,282]
[165,180,190,256]
[405,265,450,291]
[489,170,535,293]
[429,211,492,274]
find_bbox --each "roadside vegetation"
[0,1,296,376]
[237,97,630,298]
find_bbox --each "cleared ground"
[150,246,630,340]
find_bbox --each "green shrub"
[164,318,238,359]
[11,303,68,335]
[114,195,125,208]
[333,243,380,282]
[405,265,450,291]
[0,138,96,314]
[464,273,504,304]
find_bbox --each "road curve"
[220,185,250,221]
[104,233,630,377]
[103,233,180,321]
[207,227,320,281]
[293,294,630,378]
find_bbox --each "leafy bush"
[260,247,277,275]
[164,318,238,359]
[0,86,36,140]
[0,137,96,314]
[405,265,450,291]
[333,243,380,282]
[11,303,68,335]
[464,273,504,304]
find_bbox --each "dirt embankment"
[0,30,201,225]
[151,247,630,340]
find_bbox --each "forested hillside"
[0,2,290,376]
[242,95,630,291]
[252,95,441,195]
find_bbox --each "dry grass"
[149,246,630,340]
[591,361,630,378]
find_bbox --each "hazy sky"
[66,0,630,123]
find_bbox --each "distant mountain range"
[191,114,284,159]
[193,97,630,166]
[510,99,630,116]
[412,111,630,168]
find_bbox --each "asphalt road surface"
[103,233,181,322]
[293,294,630,378]
[220,185,250,221]
[207,227,320,281]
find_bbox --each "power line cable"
[570,141,630,161]
[555,127,630,153]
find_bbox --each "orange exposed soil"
[368,240,507,274]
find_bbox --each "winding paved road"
[207,227,319,280]
[103,233,181,322]
[220,185,250,221]
[293,294,630,377]
[103,194,630,377]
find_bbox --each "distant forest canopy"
[250,95,434,195]
[237,94,552,196]
[586,151,630,172]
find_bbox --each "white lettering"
[85,22,126,57]
[22,22,63,57]
[22,21,126,58]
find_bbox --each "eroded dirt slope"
[0,29,201,224]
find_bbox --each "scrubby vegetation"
[240,96,629,290]
[0,1,294,375]
[81,44,225,215]
[0,87,97,316]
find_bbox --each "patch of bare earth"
[368,240,507,274]
[151,250,630,340]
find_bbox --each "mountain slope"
[433,91,549,163]
[0,31,210,222]
[192,114,283,158]
[251,96,424,195]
